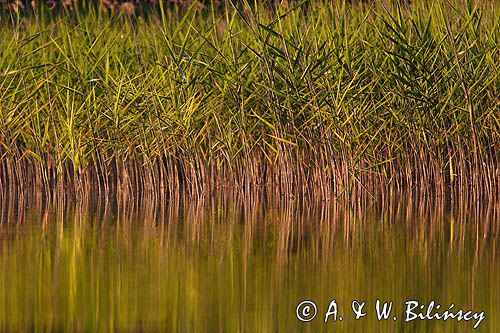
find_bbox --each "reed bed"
[0,0,499,201]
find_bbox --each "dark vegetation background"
[8,0,240,14]
[0,0,392,16]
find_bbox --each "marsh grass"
[0,0,499,201]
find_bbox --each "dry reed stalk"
[1,144,498,203]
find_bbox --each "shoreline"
[1,149,498,201]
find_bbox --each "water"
[0,197,498,332]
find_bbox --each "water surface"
[0,197,498,332]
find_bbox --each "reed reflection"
[0,196,498,332]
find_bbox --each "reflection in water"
[0,196,498,332]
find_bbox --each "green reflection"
[0,198,498,332]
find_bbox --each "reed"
[0,0,499,201]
